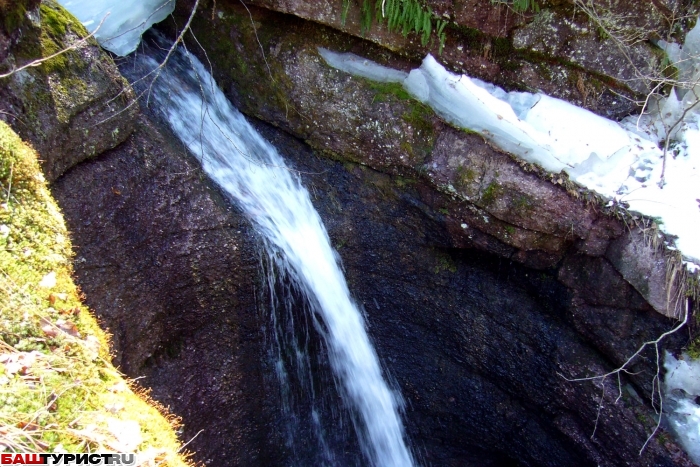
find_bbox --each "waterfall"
[124,37,414,467]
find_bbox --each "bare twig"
[559,298,690,455]
[145,0,201,106]
[238,0,274,83]
[0,14,109,79]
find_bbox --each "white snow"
[56,0,175,56]
[320,48,700,266]
[664,352,700,464]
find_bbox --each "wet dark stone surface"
[52,115,285,466]
[0,1,687,466]
[50,91,691,465]
[252,118,688,467]
[46,30,692,467]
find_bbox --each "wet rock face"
[52,107,689,466]
[51,116,285,467]
[17,1,694,466]
[169,1,687,315]
[145,3,694,465]
[0,0,135,181]
[256,119,689,467]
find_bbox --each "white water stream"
[128,42,414,467]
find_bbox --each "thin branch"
[0,14,109,79]
[559,299,690,455]
[238,0,274,83]
[145,0,202,106]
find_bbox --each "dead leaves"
[0,351,42,376]
[40,317,80,339]
[47,293,68,305]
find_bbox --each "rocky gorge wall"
[1,0,699,466]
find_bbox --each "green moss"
[401,101,435,154]
[367,81,435,157]
[394,175,416,187]
[492,37,512,58]
[481,180,503,204]
[511,194,534,211]
[36,2,89,75]
[456,165,477,186]
[455,25,487,51]
[0,122,190,466]
[1,2,28,34]
[370,81,412,102]
[688,341,700,359]
[434,253,457,274]
[399,140,413,155]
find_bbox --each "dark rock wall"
[51,116,286,466]
[254,117,690,467]
[154,1,693,465]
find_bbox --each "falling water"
[125,37,414,467]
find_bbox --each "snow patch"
[319,48,700,265]
[56,0,175,56]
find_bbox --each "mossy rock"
[0,0,136,181]
[0,0,41,34]
[0,121,190,464]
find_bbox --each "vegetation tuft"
[356,0,447,52]
[490,0,540,13]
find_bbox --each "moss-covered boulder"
[0,120,188,465]
[0,0,136,181]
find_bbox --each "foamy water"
[127,42,414,467]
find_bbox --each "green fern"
[490,0,540,13]
[361,0,373,34]
[437,19,447,54]
[341,0,351,26]
[356,0,450,53]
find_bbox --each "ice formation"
[318,48,407,83]
[56,0,175,56]
[664,352,700,464]
[320,49,700,266]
